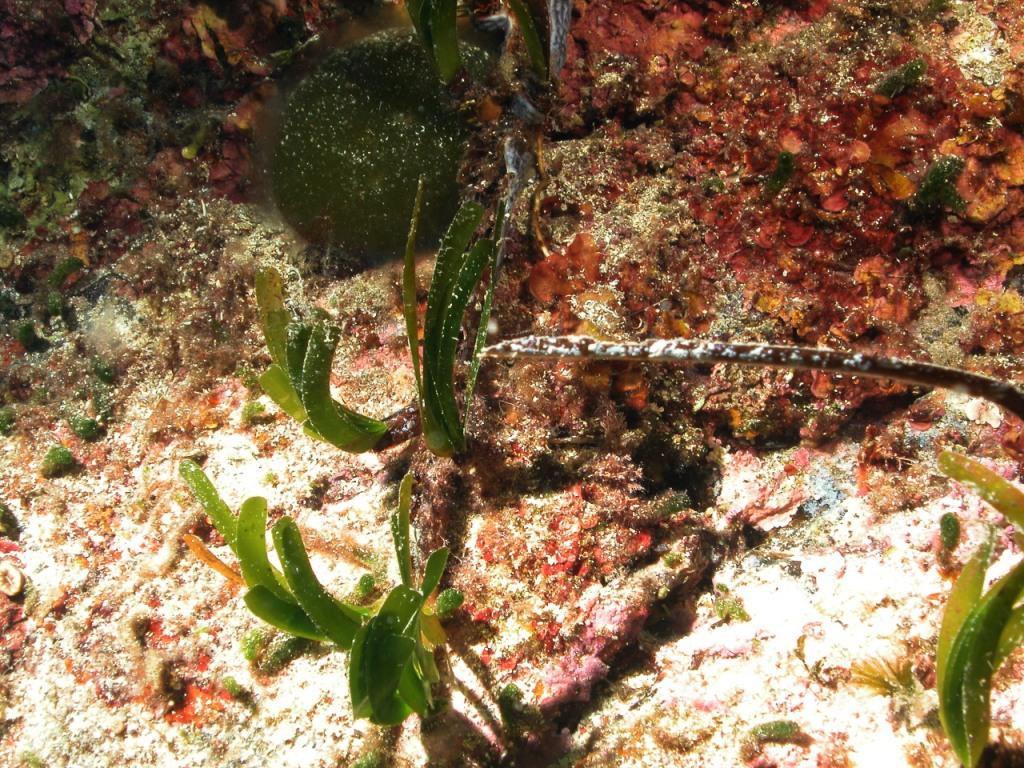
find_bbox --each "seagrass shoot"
[180,465,459,726]
[935,450,1024,767]
[255,181,504,458]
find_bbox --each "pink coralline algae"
[539,586,649,709]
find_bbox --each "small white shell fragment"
[0,559,25,597]
[961,397,1003,428]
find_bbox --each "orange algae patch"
[145,618,178,649]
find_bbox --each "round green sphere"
[272,30,472,259]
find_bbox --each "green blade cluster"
[406,0,460,82]
[179,461,364,646]
[350,474,449,724]
[181,464,454,726]
[402,190,504,456]
[939,451,1024,532]
[254,267,387,453]
[936,450,1024,766]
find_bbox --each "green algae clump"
[40,445,76,478]
[272,30,475,259]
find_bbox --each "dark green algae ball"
[272,30,482,260]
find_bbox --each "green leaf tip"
[404,179,425,410]
[507,0,548,78]
[299,322,388,453]
[420,547,449,597]
[430,0,460,82]
[254,266,290,370]
[939,559,1024,766]
[936,451,1024,766]
[464,198,505,431]
[939,450,1024,533]
[422,200,485,454]
[243,587,328,642]
[253,270,388,454]
[404,0,460,83]
[179,460,237,551]
[392,473,415,588]
[258,365,307,423]
[237,496,294,603]
[273,517,362,649]
[936,533,993,695]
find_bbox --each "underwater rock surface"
[4,1,1024,767]
[272,30,470,259]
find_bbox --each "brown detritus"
[373,404,422,451]
[408,449,464,558]
[0,592,29,673]
[859,424,918,473]
[300,476,331,510]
